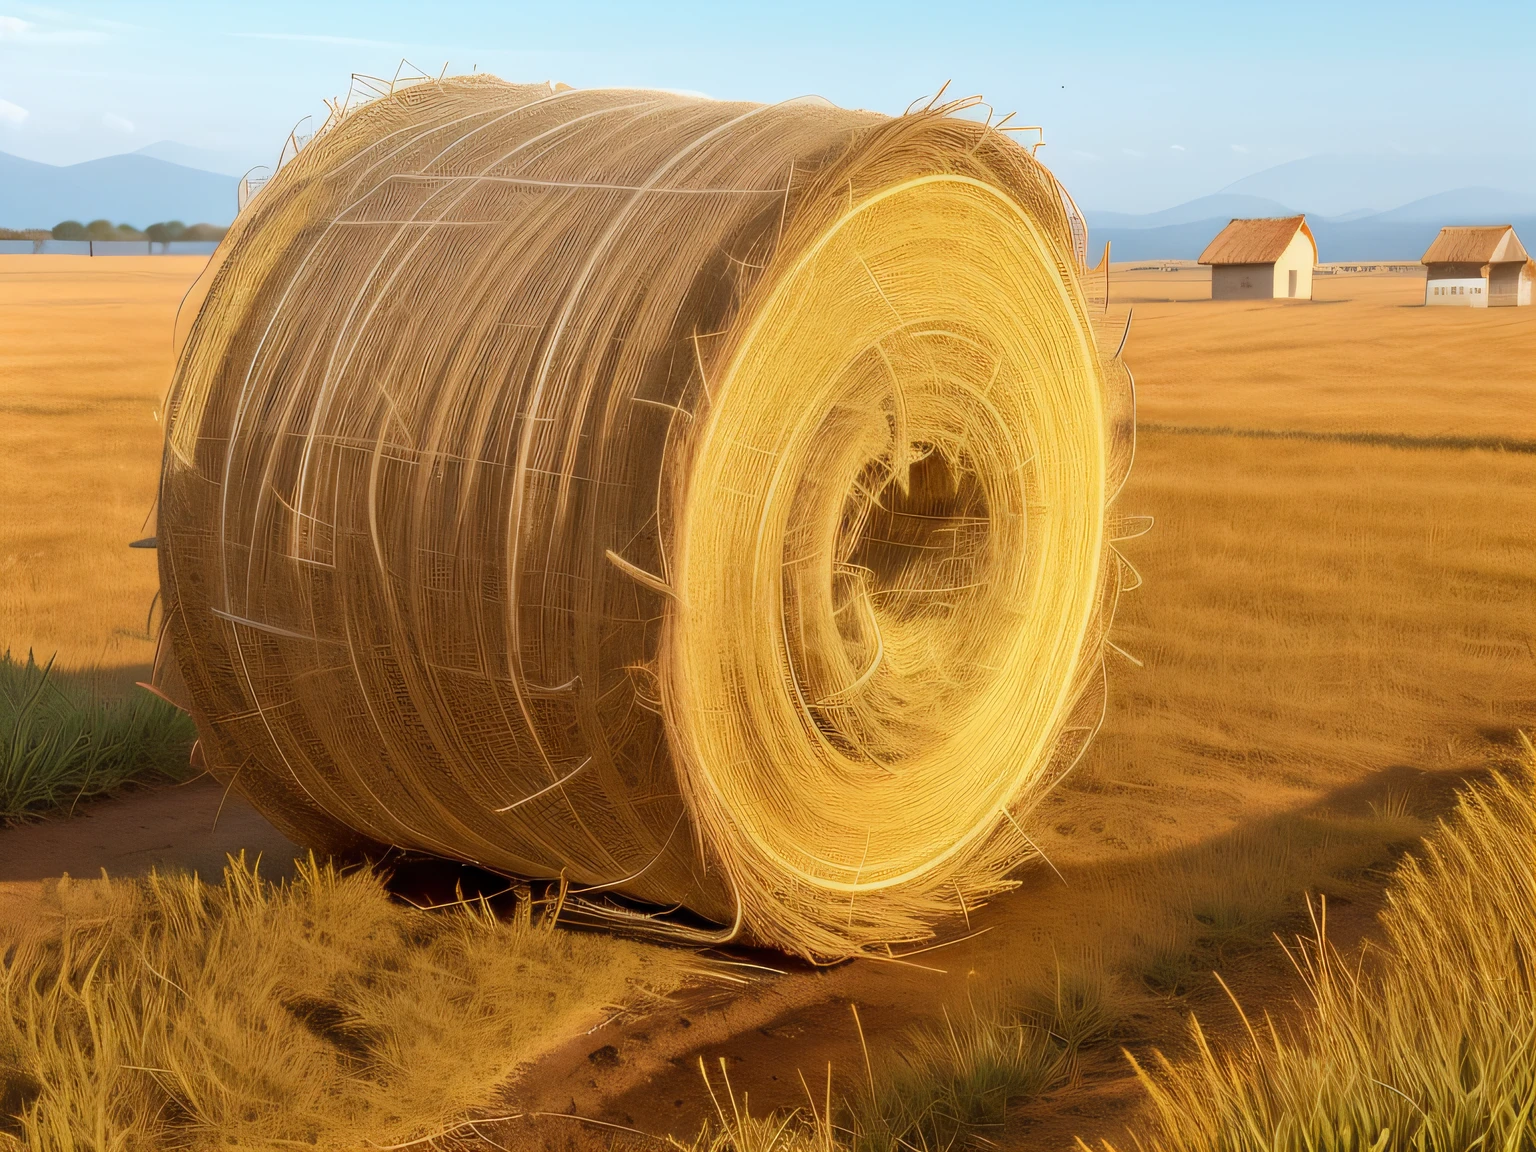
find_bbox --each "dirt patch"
[0,776,303,885]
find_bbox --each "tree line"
[48,219,229,242]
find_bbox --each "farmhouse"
[1198,216,1317,300]
[1422,225,1532,308]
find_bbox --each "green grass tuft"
[0,650,196,821]
[1028,958,1122,1054]
[679,967,1128,1152]
[852,997,1065,1152]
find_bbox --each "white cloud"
[1121,148,1144,158]
[0,98,26,124]
[0,12,108,43]
[103,111,134,133]
[1230,144,1249,153]
[1170,144,1186,151]
[232,31,405,48]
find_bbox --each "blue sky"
[1,1,1531,211]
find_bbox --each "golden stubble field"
[0,256,199,683]
[1113,264,1536,438]
[1,255,1532,1147]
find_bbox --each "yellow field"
[1073,266,1534,861]
[0,256,201,682]
[1115,267,1536,439]
[1054,427,1532,863]
[1,256,1532,1146]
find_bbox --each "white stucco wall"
[1270,230,1315,299]
[1488,263,1532,307]
[1425,278,1489,307]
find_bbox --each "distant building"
[1198,216,1317,300]
[1421,226,1532,308]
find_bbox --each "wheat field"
[0,256,197,685]
[1115,266,1536,439]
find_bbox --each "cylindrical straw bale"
[157,76,1135,959]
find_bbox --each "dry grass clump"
[679,963,1125,1152]
[0,651,193,820]
[0,854,685,1150]
[850,1001,1064,1151]
[1107,747,1535,1151]
[680,1067,843,1152]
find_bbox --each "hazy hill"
[1218,153,1536,218]
[133,141,265,179]
[1372,187,1536,223]
[1307,216,1536,262]
[0,151,237,230]
[1086,186,1536,262]
[1087,194,1296,232]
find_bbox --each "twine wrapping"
[157,77,1136,959]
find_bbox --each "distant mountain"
[1219,154,1536,219]
[0,151,237,230]
[1086,194,1296,231]
[1088,220,1234,263]
[134,141,266,179]
[1372,186,1536,224]
[1306,217,1536,262]
[1093,215,1536,263]
[1086,185,1536,261]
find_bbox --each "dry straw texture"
[0,854,683,1150]
[157,76,1134,959]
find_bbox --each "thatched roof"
[1421,225,1529,265]
[1198,216,1315,265]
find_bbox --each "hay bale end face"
[157,77,1133,960]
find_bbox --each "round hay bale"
[157,77,1135,960]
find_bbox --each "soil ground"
[0,775,300,885]
[1,257,1531,1149]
